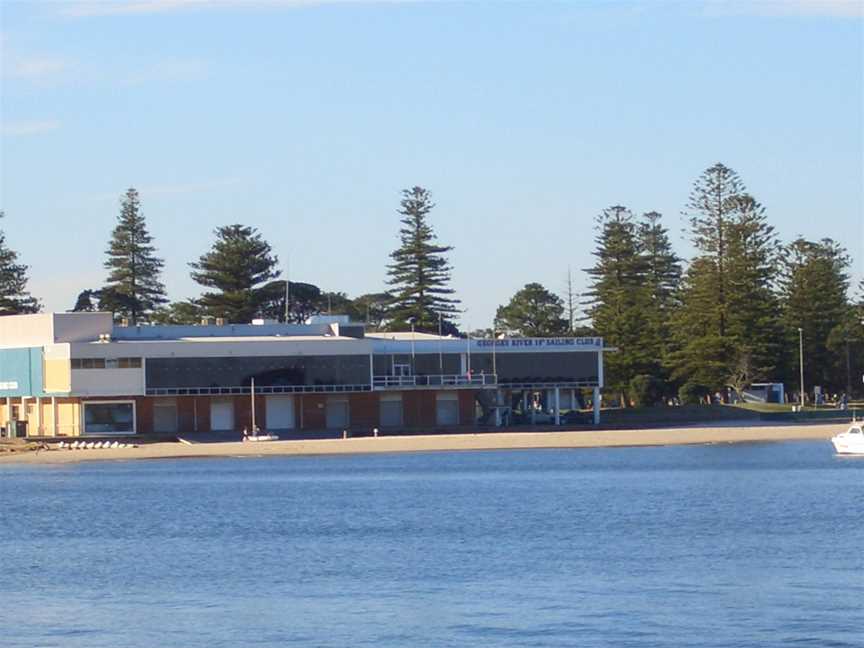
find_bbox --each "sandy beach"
[0,423,841,465]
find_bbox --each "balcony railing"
[373,374,497,389]
[146,384,373,396]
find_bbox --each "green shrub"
[629,374,665,407]
[679,382,710,405]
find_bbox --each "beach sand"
[0,423,840,465]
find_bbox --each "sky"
[1,0,862,327]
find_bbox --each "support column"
[52,396,58,437]
[494,390,502,427]
[522,391,529,415]
[554,387,560,426]
[35,396,42,436]
[3,397,9,437]
[20,397,27,437]
[593,387,601,425]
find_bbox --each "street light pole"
[492,318,497,379]
[438,311,443,374]
[410,320,416,376]
[798,327,805,408]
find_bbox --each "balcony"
[373,374,498,390]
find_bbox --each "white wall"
[69,338,373,359]
[52,313,113,343]
[71,369,145,396]
[0,314,55,348]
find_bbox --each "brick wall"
[349,393,379,430]
[194,396,211,433]
[177,397,196,433]
[301,394,326,429]
[136,397,153,434]
[459,390,476,427]
[403,391,436,427]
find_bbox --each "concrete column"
[554,387,560,426]
[3,396,9,437]
[52,397,58,437]
[494,390,502,427]
[35,397,42,436]
[522,391,529,415]
[593,387,601,425]
[20,397,27,437]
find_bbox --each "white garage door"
[326,398,349,429]
[153,398,178,433]
[266,395,295,430]
[211,399,234,431]
[436,392,459,426]
[380,394,403,427]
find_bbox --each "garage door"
[379,394,403,427]
[326,398,349,429]
[436,392,459,426]
[266,395,295,430]
[153,398,178,433]
[211,399,234,431]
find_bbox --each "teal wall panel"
[0,348,44,397]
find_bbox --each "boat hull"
[831,436,864,455]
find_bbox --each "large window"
[146,355,371,389]
[374,354,461,376]
[83,401,135,435]
[469,352,599,385]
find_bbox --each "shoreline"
[0,423,840,465]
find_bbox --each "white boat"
[831,422,864,455]
[242,377,279,442]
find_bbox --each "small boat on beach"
[241,377,279,443]
[831,422,864,456]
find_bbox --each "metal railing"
[373,374,498,389]
[146,384,373,396]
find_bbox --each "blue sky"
[1,0,862,326]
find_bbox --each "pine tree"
[584,205,653,404]
[638,211,682,383]
[670,164,783,398]
[781,237,851,394]
[386,187,459,332]
[101,188,166,324]
[190,224,280,323]
[0,211,40,315]
[72,289,100,312]
[564,266,578,333]
[723,195,784,384]
[150,300,203,325]
[496,283,568,337]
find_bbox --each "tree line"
[1,164,862,400]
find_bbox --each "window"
[83,402,135,435]
[71,357,142,370]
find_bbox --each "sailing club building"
[0,312,605,438]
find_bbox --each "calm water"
[1,442,861,647]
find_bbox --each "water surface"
[1,441,861,647]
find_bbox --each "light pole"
[798,327,805,408]
[438,311,444,374]
[492,318,498,379]
[410,318,416,376]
